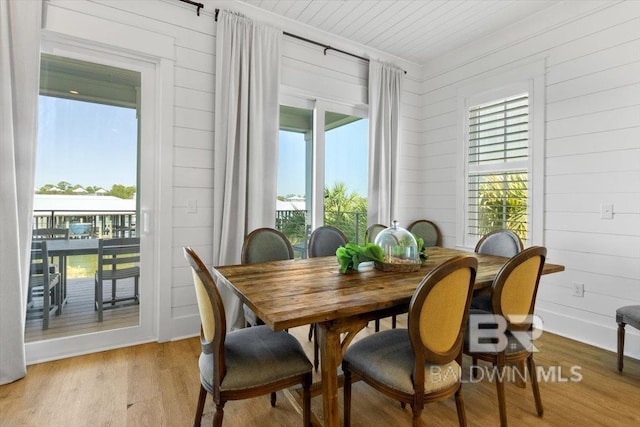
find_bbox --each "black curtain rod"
[179,0,203,16]
[214,8,406,74]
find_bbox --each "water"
[66,254,98,279]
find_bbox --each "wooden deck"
[25,277,139,342]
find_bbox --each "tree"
[109,184,136,199]
[477,173,527,240]
[323,182,367,244]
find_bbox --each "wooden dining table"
[214,246,564,427]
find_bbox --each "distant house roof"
[276,199,306,211]
[33,194,135,215]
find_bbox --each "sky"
[36,95,368,197]
[277,118,369,198]
[35,96,138,190]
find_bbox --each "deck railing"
[33,210,136,239]
[275,209,367,258]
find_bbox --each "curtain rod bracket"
[179,0,203,16]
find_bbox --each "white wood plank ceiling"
[239,0,558,65]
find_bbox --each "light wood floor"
[25,277,139,342]
[4,316,640,426]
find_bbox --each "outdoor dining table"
[213,246,565,427]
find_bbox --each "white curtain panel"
[213,10,281,330]
[0,0,42,385]
[367,60,403,228]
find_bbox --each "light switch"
[600,203,613,220]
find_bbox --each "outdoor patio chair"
[94,237,140,322]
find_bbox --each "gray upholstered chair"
[471,229,524,311]
[307,225,349,370]
[365,223,387,244]
[183,247,312,427]
[464,246,547,427]
[307,225,348,257]
[241,227,294,326]
[343,256,478,427]
[475,229,523,258]
[94,237,140,322]
[617,305,640,372]
[27,240,61,330]
[407,219,442,247]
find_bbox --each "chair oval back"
[308,226,348,258]
[183,247,226,366]
[475,229,523,258]
[365,223,387,244]
[241,227,294,264]
[408,256,477,365]
[407,220,442,247]
[491,246,546,331]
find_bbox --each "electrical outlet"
[572,283,584,297]
[600,203,613,219]
[187,199,198,214]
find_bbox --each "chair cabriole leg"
[617,322,626,372]
[527,355,543,416]
[193,384,206,427]
[455,386,467,427]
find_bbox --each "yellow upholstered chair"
[464,246,547,427]
[183,247,312,427]
[343,256,478,427]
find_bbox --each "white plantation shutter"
[467,94,529,240]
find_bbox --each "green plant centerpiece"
[335,222,429,274]
[336,242,384,273]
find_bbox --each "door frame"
[25,31,174,364]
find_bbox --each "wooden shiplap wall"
[419,0,640,357]
[43,0,420,340]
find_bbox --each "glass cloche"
[373,221,421,271]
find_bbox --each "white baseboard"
[537,308,640,361]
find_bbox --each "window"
[276,99,368,256]
[457,61,545,249]
[467,94,529,241]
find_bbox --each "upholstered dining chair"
[407,219,442,247]
[27,240,61,330]
[475,229,523,258]
[342,255,478,427]
[307,225,349,370]
[616,305,640,372]
[94,237,140,322]
[183,247,312,427]
[241,227,294,326]
[307,225,349,257]
[365,223,387,244]
[464,246,547,427]
[471,229,524,311]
